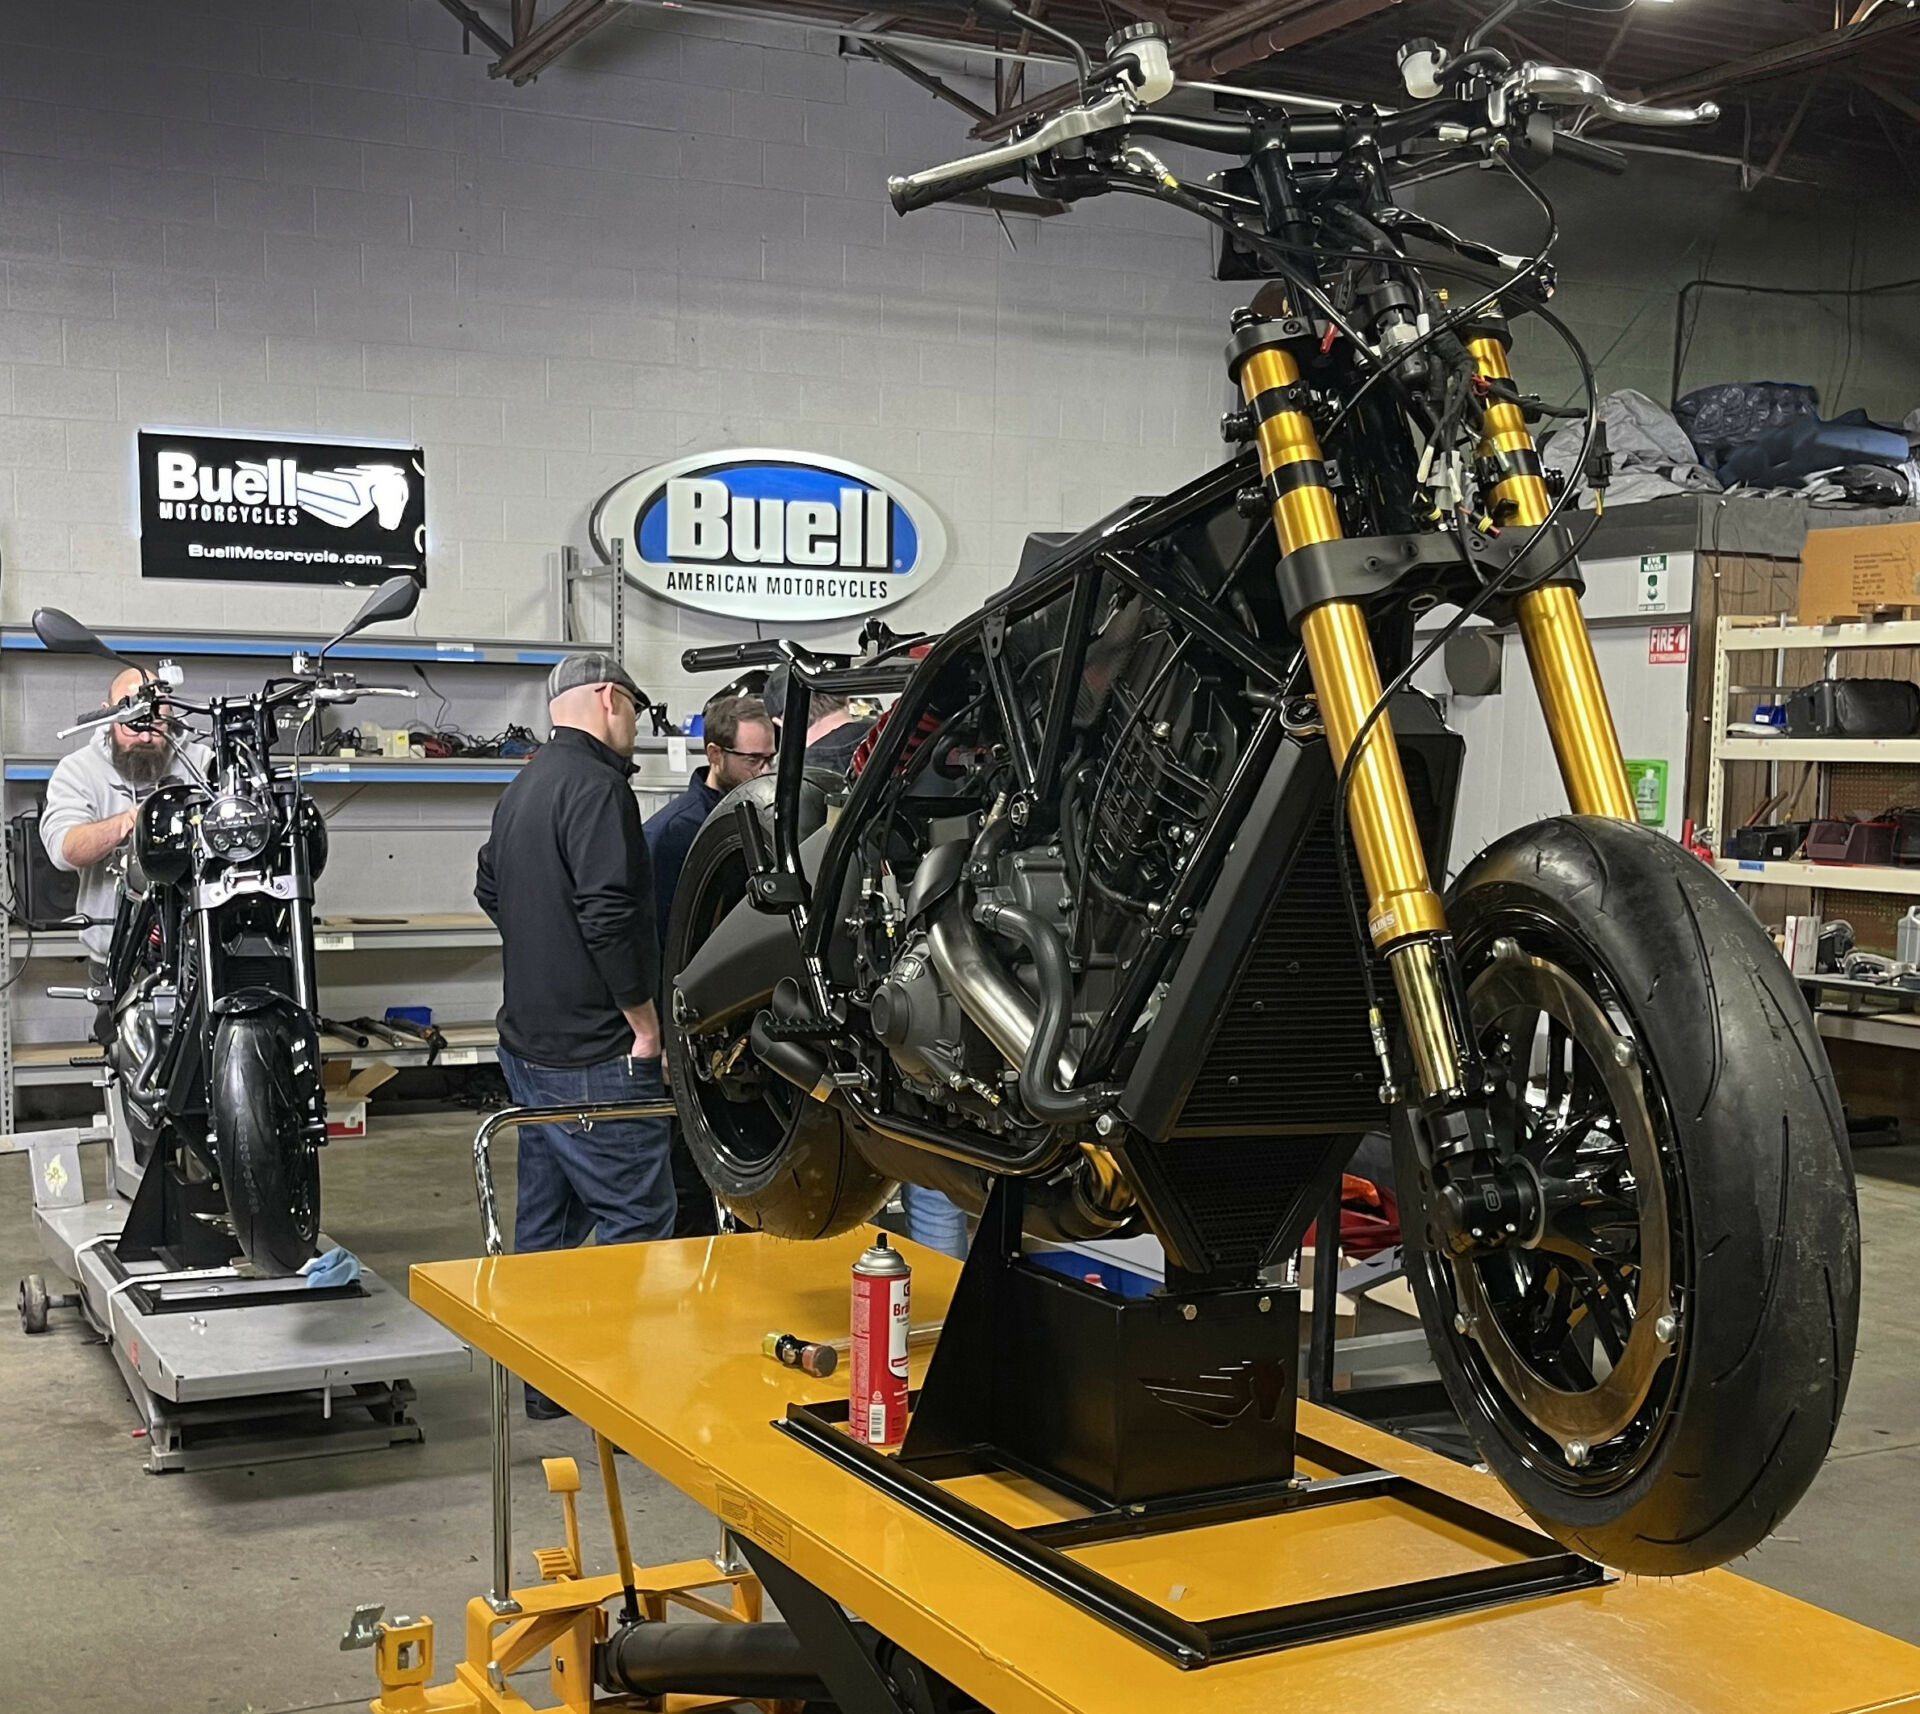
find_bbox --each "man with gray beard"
[42,668,209,1019]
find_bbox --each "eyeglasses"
[604,684,641,715]
[718,746,775,773]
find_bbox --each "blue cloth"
[300,1246,362,1288]
[497,1048,677,1252]
[642,767,722,956]
[903,1182,970,1259]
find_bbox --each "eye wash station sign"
[591,450,948,623]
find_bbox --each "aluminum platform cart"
[18,1121,470,1473]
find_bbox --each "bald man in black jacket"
[476,651,674,1418]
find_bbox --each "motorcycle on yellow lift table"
[664,1,1858,1590]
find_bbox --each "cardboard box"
[1799,521,1920,623]
[322,1059,398,1139]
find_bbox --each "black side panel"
[1113,696,1462,1280]
[672,825,828,1030]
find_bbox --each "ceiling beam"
[1859,71,1920,124]
[1190,0,1406,81]
[512,0,538,42]
[1636,6,1920,104]
[490,0,617,81]
[431,0,515,57]
[1749,72,1821,188]
[862,41,997,122]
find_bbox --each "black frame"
[777,1177,1606,1669]
[781,1397,1605,1670]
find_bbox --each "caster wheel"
[18,1274,49,1336]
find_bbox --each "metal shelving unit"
[0,624,576,666]
[1709,614,1920,1052]
[0,581,678,1129]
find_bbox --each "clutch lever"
[1494,63,1719,129]
[57,695,149,740]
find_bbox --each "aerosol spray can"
[849,1233,911,1447]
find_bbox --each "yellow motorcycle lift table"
[392,1224,1920,1714]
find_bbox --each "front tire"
[211,1012,322,1278]
[1394,816,1859,1574]
[663,774,892,1239]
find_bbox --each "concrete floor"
[1,1116,1917,1714]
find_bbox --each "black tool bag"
[1785,678,1920,739]
[7,808,79,925]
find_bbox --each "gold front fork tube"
[1239,341,1464,1100]
[1467,336,1635,820]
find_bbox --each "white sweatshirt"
[40,726,209,961]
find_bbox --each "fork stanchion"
[468,1098,678,1616]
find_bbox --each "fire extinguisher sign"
[1648,624,1690,665]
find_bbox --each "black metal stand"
[115,1142,243,1271]
[780,1178,1607,1669]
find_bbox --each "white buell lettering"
[232,465,267,505]
[156,451,197,501]
[838,487,865,568]
[666,477,730,560]
[730,495,784,564]
[785,499,837,566]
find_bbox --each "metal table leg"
[468,1097,676,1615]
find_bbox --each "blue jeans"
[904,1182,970,1259]
[497,1049,677,1252]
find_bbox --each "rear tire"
[1395,815,1859,1574]
[663,774,892,1239]
[211,1012,322,1278]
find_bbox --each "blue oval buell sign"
[592,449,949,624]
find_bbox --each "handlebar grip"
[888,158,1024,216]
[682,641,787,673]
[1551,129,1629,176]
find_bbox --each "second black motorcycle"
[35,578,422,1276]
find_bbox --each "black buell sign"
[138,430,427,586]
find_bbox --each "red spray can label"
[849,1233,911,1447]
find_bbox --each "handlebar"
[54,678,415,739]
[681,639,852,678]
[886,35,1717,219]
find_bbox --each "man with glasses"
[642,693,774,946]
[475,651,673,1420]
[43,666,210,1043]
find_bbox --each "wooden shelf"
[1715,858,1920,896]
[12,911,499,961]
[1722,617,1920,652]
[13,1019,500,1087]
[1719,736,1920,764]
[1816,1011,1920,1052]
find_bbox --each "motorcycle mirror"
[32,607,124,661]
[322,575,420,654]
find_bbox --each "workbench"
[411,1229,1920,1714]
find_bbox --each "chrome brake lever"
[1493,63,1720,130]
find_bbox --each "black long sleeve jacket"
[476,725,659,1066]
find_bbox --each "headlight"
[201,793,274,862]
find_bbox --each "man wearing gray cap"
[475,651,672,1419]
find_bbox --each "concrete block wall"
[1418,152,1920,423]
[0,0,1242,724]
